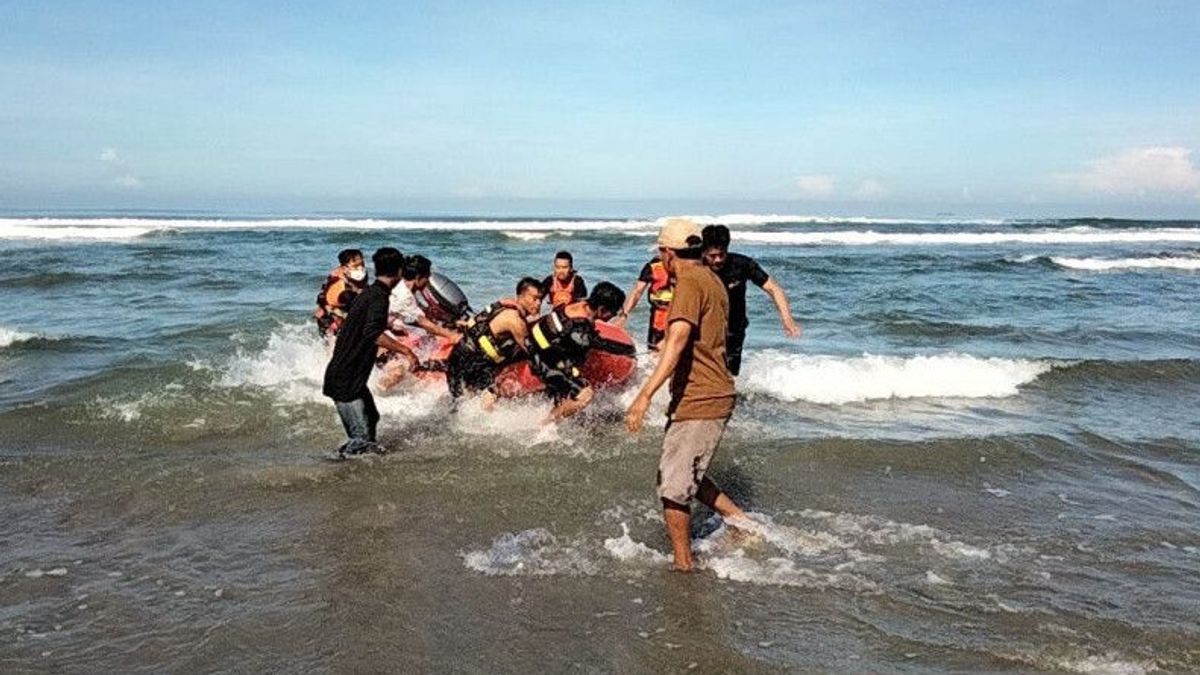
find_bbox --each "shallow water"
[2,214,1199,672]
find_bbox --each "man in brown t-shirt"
[625,217,750,572]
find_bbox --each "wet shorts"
[656,417,729,505]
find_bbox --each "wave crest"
[0,326,39,348]
[739,351,1052,404]
[1050,256,1200,271]
[729,228,1200,246]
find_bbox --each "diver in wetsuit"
[444,277,544,409]
[527,282,634,422]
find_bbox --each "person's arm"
[575,276,588,301]
[417,315,461,342]
[613,280,649,328]
[368,293,419,369]
[546,385,594,423]
[377,332,420,369]
[761,278,802,338]
[625,319,691,433]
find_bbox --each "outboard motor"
[416,272,473,324]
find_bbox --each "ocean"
[1,214,1198,672]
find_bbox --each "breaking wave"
[739,351,1053,404]
[1050,256,1200,271]
[0,327,40,349]
[728,228,1200,246]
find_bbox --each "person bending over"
[701,225,801,376]
[625,218,749,572]
[378,254,464,389]
[444,277,544,409]
[322,247,420,457]
[527,281,633,422]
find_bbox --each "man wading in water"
[625,218,751,572]
[322,247,419,457]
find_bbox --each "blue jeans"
[332,391,382,455]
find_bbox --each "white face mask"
[348,268,366,282]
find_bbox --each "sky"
[1,1,1198,217]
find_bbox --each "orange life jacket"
[548,275,577,308]
[646,259,674,331]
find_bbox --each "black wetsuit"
[713,253,769,376]
[527,307,635,401]
[445,303,524,398]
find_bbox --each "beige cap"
[656,217,703,250]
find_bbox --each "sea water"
[1,214,1198,672]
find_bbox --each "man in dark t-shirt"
[322,247,419,457]
[701,225,802,376]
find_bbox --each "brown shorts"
[656,418,729,505]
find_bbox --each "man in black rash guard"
[701,225,802,376]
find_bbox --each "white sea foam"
[739,350,1052,405]
[1005,649,1159,675]
[501,230,577,241]
[0,224,157,240]
[462,529,598,577]
[503,231,551,241]
[727,228,1200,246]
[705,553,877,592]
[681,214,1009,226]
[931,539,992,560]
[925,570,951,585]
[1050,256,1200,271]
[0,327,38,348]
[210,324,577,445]
[0,217,654,238]
[466,506,1025,599]
[603,524,671,565]
[1053,654,1156,675]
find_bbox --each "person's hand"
[407,354,421,371]
[625,393,651,434]
[783,317,802,339]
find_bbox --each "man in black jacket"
[322,247,419,457]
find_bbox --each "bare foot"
[669,562,694,574]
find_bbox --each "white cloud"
[852,179,887,201]
[794,174,836,200]
[99,147,143,189]
[1059,147,1200,198]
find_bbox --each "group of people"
[315,218,801,572]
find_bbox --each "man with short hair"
[322,247,420,457]
[445,277,544,409]
[625,218,749,573]
[527,281,633,422]
[542,251,588,308]
[701,225,801,375]
[389,254,462,342]
[315,248,367,340]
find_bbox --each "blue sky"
[1,1,1198,216]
